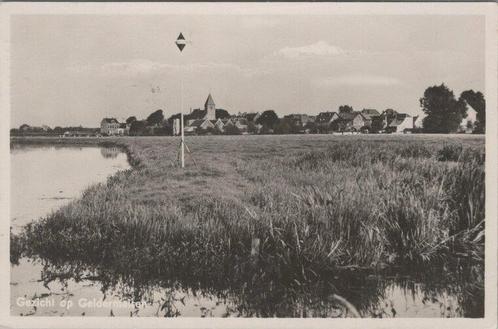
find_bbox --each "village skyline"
[10,15,484,128]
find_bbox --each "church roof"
[205,94,215,107]
[188,108,207,120]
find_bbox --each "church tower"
[204,94,216,120]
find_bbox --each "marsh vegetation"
[10,135,485,317]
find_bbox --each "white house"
[460,103,478,133]
[100,118,121,135]
[387,114,413,133]
[413,113,426,129]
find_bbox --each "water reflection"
[11,249,483,317]
[100,147,121,159]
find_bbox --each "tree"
[338,105,354,114]
[152,120,172,136]
[129,120,147,136]
[383,109,397,123]
[247,122,259,134]
[370,117,384,133]
[274,119,292,134]
[304,121,318,134]
[420,84,466,134]
[330,119,346,133]
[460,90,485,133]
[126,116,137,125]
[215,109,230,119]
[53,126,63,134]
[256,110,279,129]
[146,110,164,126]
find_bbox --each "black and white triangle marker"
[175,33,187,52]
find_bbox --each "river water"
[10,144,483,317]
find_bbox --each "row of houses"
[313,109,417,133]
[287,104,477,134]
[273,109,416,133]
[99,93,479,136]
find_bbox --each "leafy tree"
[256,110,279,129]
[383,109,397,124]
[420,84,466,133]
[338,105,354,114]
[330,119,346,133]
[146,110,164,126]
[304,121,318,134]
[460,90,485,133]
[215,109,230,119]
[370,117,384,133]
[247,122,259,134]
[274,119,292,134]
[153,121,172,136]
[129,120,147,136]
[126,116,137,124]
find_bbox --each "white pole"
[180,79,185,168]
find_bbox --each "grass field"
[11,134,485,316]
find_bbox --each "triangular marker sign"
[176,43,186,52]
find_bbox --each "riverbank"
[10,135,485,316]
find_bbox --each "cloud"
[68,59,265,77]
[274,41,344,59]
[315,74,402,87]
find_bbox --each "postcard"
[0,2,496,328]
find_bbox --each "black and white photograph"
[0,2,496,328]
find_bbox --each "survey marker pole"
[180,79,185,168]
[176,33,187,168]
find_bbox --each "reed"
[12,135,485,291]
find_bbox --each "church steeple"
[204,94,216,120]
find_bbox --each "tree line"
[420,84,485,134]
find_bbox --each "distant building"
[184,94,248,134]
[284,114,313,127]
[361,109,380,119]
[186,94,217,125]
[413,113,425,129]
[351,112,369,131]
[385,113,414,133]
[334,112,368,131]
[460,103,478,133]
[173,119,181,135]
[243,112,261,123]
[100,118,121,135]
[204,94,216,120]
[315,112,339,131]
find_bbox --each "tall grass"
[11,135,485,316]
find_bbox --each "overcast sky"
[11,14,484,128]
